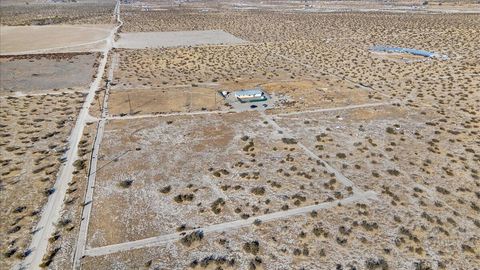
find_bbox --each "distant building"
[234,89,267,103]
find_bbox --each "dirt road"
[83,191,377,257]
[18,1,122,269]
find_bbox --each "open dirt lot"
[0,25,112,55]
[0,53,100,95]
[108,87,222,116]
[115,30,246,49]
[87,112,352,247]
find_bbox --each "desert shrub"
[39,247,61,268]
[192,255,235,268]
[365,257,388,270]
[413,261,432,270]
[44,188,55,196]
[174,194,194,203]
[211,198,225,214]
[338,226,351,235]
[243,240,260,255]
[181,230,204,247]
[58,218,72,227]
[336,237,347,245]
[386,127,396,134]
[270,181,281,188]
[13,206,26,213]
[282,138,297,144]
[312,226,329,237]
[16,249,32,259]
[8,225,21,234]
[387,169,400,176]
[119,179,134,188]
[73,159,86,171]
[243,140,255,152]
[4,247,17,258]
[461,244,474,253]
[471,202,480,212]
[251,186,265,195]
[160,185,171,193]
[361,221,379,231]
[213,169,230,177]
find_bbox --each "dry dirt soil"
[108,87,221,116]
[87,112,351,247]
[0,53,100,95]
[0,25,112,55]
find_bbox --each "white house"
[234,89,266,102]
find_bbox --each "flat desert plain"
[0,1,479,270]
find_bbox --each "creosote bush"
[243,240,260,255]
[181,230,204,247]
[119,179,134,188]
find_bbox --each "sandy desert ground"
[0,0,479,270]
[0,92,85,267]
[0,53,100,94]
[0,25,112,55]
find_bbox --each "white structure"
[234,89,266,102]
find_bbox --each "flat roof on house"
[234,89,264,97]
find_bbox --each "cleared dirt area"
[0,92,85,269]
[115,30,246,49]
[0,25,112,54]
[261,77,388,113]
[0,53,100,95]
[86,112,351,247]
[108,87,221,116]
